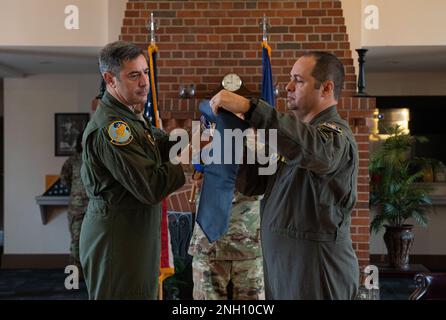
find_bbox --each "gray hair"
[98,41,145,78]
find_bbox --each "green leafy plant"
[369,125,432,232]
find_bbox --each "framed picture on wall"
[55,113,90,157]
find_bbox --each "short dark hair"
[98,41,145,78]
[303,51,345,101]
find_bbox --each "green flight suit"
[237,100,359,300]
[80,91,185,299]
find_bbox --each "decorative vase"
[383,225,414,270]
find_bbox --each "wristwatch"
[244,97,259,121]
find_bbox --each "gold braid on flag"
[148,42,175,299]
[262,40,272,59]
[148,43,160,128]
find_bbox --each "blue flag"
[199,99,217,123]
[195,101,248,242]
[261,41,275,107]
[196,41,275,242]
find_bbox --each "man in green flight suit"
[209,51,359,299]
[80,41,185,299]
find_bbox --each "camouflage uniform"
[60,152,89,271]
[188,192,264,300]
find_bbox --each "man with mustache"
[80,41,185,299]
[210,51,359,300]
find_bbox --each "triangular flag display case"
[35,175,70,225]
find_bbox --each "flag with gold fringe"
[144,43,174,299]
[261,40,275,107]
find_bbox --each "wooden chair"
[409,272,446,300]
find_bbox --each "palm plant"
[369,125,432,232]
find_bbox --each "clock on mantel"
[206,72,256,99]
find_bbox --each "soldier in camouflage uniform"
[188,190,264,300]
[60,133,89,273]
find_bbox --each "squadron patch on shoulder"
[320,122,343,134]
[108,120,133,146]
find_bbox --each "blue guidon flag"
[261,40,275,107]
[196,100,248,243]
[195,41,275,243]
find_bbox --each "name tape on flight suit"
[319,122,343,134]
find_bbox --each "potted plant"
[369,125,432,270]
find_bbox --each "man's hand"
[210,90,250,119]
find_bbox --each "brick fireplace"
[120,0,374,266]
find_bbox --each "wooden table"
[375,263,430,278]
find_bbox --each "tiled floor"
[0,268,416,300]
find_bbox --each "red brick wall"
[120,0,373,266]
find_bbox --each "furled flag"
[144,43,174,298]
[261,40,275,107]
[195,101,248,243]
[195,40,275,243]
[144,44,161,128]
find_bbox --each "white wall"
[4,73,100,254]
[362,0,446,47]
[341,0,363,76]
[341,0,446,48]
[0,0,127,46]
[342,0,446,77]
[108,0,128,42]
[367,72,446,96]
